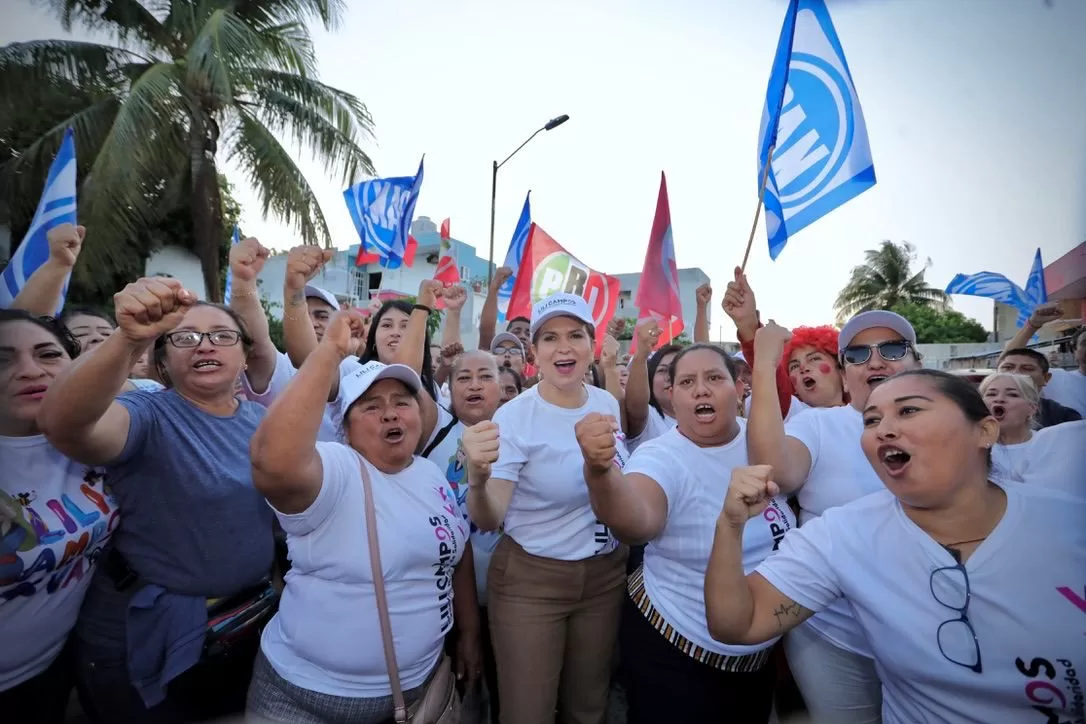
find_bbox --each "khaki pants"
[487,536,627,724]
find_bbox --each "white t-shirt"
[1012,420,1086,500]
[990,437,1036,483]
[626,406,677,453]
[0,435,118,690]
[260,443,468,698]
[785,403,886,657]
[490,384,629,561]
[624,422,796,656]
[756,483,1086,724]
[745,394,810,422]
[242,352,356,442]
[1044,367,1086,417]
[426,406,502,605]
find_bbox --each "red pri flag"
[507,224,621,355]
[433,217,459,285]
[631,172,684,354]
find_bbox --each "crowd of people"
[1,223,1083,724]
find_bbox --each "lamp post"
[487,114,570,285]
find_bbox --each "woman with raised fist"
[462,292,628,724]
[576,343,794,723]
[37,277,277,723]
[706,370,1084,724]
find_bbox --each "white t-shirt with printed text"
[785,403,886,657]
[490,384,628,561]
[259,443,467,698]
[625,421,796,656]
[756,483,1086,724]
[0,435,118,689]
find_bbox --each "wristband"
[413,303,433,315]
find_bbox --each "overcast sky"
[6,0,1085,336]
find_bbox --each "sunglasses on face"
[841,340,911,366]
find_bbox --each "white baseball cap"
[304,284,339,311]
[529,293,595,338]
[838,310,917,352]
[490,332,525,355]
[338,361,422,420]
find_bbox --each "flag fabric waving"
[758,0,876,260]
[497,191,532,322]
[343,157,424,269]
[223,226,241,305]
[945,249,1048,328]
[434,218,460,286]
[507,224,621,355]
[632,172,684,353]
[1,128,78,314]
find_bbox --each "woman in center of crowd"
[462,293,628,724]
[575,343,794,722]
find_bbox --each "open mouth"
[464,393,485,405]
[991,404,1006,420]
[867,374,889,387]
[383,427,406,443]
[554,360,576,375]
[802,376,816,391]
[501,359,512,368]
[193,360,222,370]
[17,384,48,399]
[878,445,912,476]
[693,403,716,421]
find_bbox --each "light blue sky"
[7,0,1085,335]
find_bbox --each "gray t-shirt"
[78,389,274,648]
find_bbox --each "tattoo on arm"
[772,600,806,634]
[287,291,304,309]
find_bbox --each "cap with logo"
[490,332,525,356]
[529,293,595,338]
[338,361,422,421]
[304,284,339,312]
[838,310,917,352]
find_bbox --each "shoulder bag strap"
[421,413,459,459]
[358,455,409,724]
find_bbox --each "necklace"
[942,535,988,547]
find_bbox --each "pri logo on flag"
[759,0,875,259]
[530,252,617,327]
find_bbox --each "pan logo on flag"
[531,252,615,327]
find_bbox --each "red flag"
[508,224,621,355]
[357,236,417,267]
[631,172,684,354]
[355,246,381,266]
[403,235,418,268]
[433,218,459,285]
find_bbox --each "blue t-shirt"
[77,390,274,648]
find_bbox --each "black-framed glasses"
[930,549,983,674]
[165,330,242,349]
[841,340,911,366]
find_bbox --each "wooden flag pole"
[740,145,775,274]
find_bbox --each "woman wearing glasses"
[707,369,1084,723]
[38,278,276,722]
[746,311,924,723]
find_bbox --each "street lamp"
[487,114,570,285]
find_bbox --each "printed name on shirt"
[1015,655,1083,723]
[430,486,464,634]
[1,470,118,602]
[761,499,793,551]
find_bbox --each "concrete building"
[611,267,712,340]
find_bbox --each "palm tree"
[834,241,949,322]
[0,0,374,301]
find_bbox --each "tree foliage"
[1,0,374,301]
[889,302,989,344]
[834,241,950,322]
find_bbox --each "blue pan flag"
[945,248,1048,328]
[1,128,78,314]
[497,191,532,322]
[758,0,876,260]
[343,157,425,270]
[223,226,241,305]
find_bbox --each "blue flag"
[223,226,241,305]
[1,128,78,314]
[945,248,1048,328]
[758,0,876,260]
[497,191,532,322]
[343,157,425,270]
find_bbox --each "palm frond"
[0,39,142,93]
[231,0,345,32]
[227,108,331,247]
[33,0,170,55]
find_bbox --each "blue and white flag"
[223,225,240,305]
[758,0,876,260]
[343,157,425,270]
[497,191,532,321]
[945,248,1048,328]
[1,128,78,314]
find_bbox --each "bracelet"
[413,303,433,315]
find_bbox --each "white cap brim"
[529,294,596,338]
[304,284,339,311]
[338,362,422,420]
[839,310,917,352]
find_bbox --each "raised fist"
[417,279,443,310]
[439,342,464,367]
[635,318,661,354]
[229,237,270,283]
[322,309,367,359]
[696,282,712,307]
[462,421,500,478]
[1028,302,1063,329]
[47,223,86,268]
[754,320,792,367]
[491,266,513,290]
[285,245,334,292]
[575,412,619,475]
[113,277,197,343]
[722,267,758,328]
[600,335,620,364]
[721,465,779,530]
[443,284,468,311]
